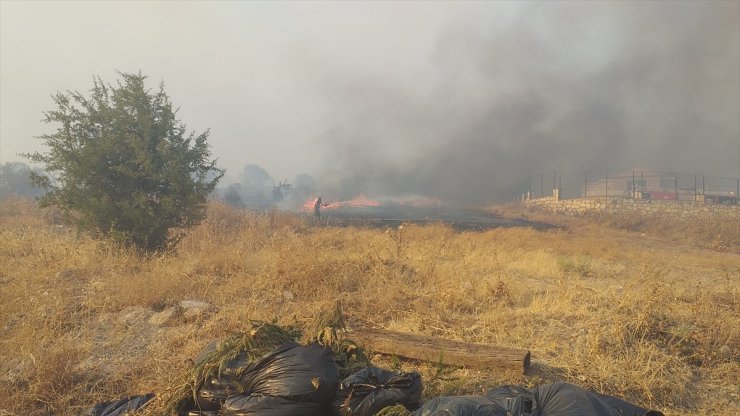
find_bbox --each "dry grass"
[1,198,738,415]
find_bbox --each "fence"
[522,170,739,205]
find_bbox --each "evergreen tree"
[25,72,223,251]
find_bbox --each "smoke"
[2,2,736,205]
[309,2,740,203]
[217,163,317,210]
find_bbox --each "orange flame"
[303,194,381,211]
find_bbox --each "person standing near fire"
[314,197,329,219]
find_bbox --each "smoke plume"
[309,2,739,203]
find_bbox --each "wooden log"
[347,328,530,372]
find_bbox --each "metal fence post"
[674,173,678,200]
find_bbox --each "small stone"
[718,344,731,360]
[148,307,181,327]
[117,306,152,327]
[179,300,217,320]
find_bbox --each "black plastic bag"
[193,340,252,379]
[194,367,249,411]
[484,385,533,402]
[238,342,340,404]
[484,385,534,415]
[193,377,238,411]
[411,396,507,416]
[82,393,154,416]
[191,342,254,411]
[188,341,339,413]
[334,366,422,416]
[593,392,664,416]
[414,383,662,416]
[190,345,266,411]
[534,382,664,416]
[220,394,330,416]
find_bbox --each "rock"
[149,306,181,327]
[117,306,152,327]
[148,300,216,326]
[718,344,732,361]
[179,300,218,320]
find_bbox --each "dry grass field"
[1,198,738,416]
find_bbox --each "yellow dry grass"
[0,198,738,415]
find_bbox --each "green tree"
[25,72,223,251]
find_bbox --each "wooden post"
[348,328,531,373]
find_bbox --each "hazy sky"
[1,1,738,202]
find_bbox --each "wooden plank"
[348,328,530,372]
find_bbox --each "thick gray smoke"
[2,2,737,206]
[311,2,739,203]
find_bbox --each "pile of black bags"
[190,342,422,416]
[217,342,339,416]
[85,340,664,416]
